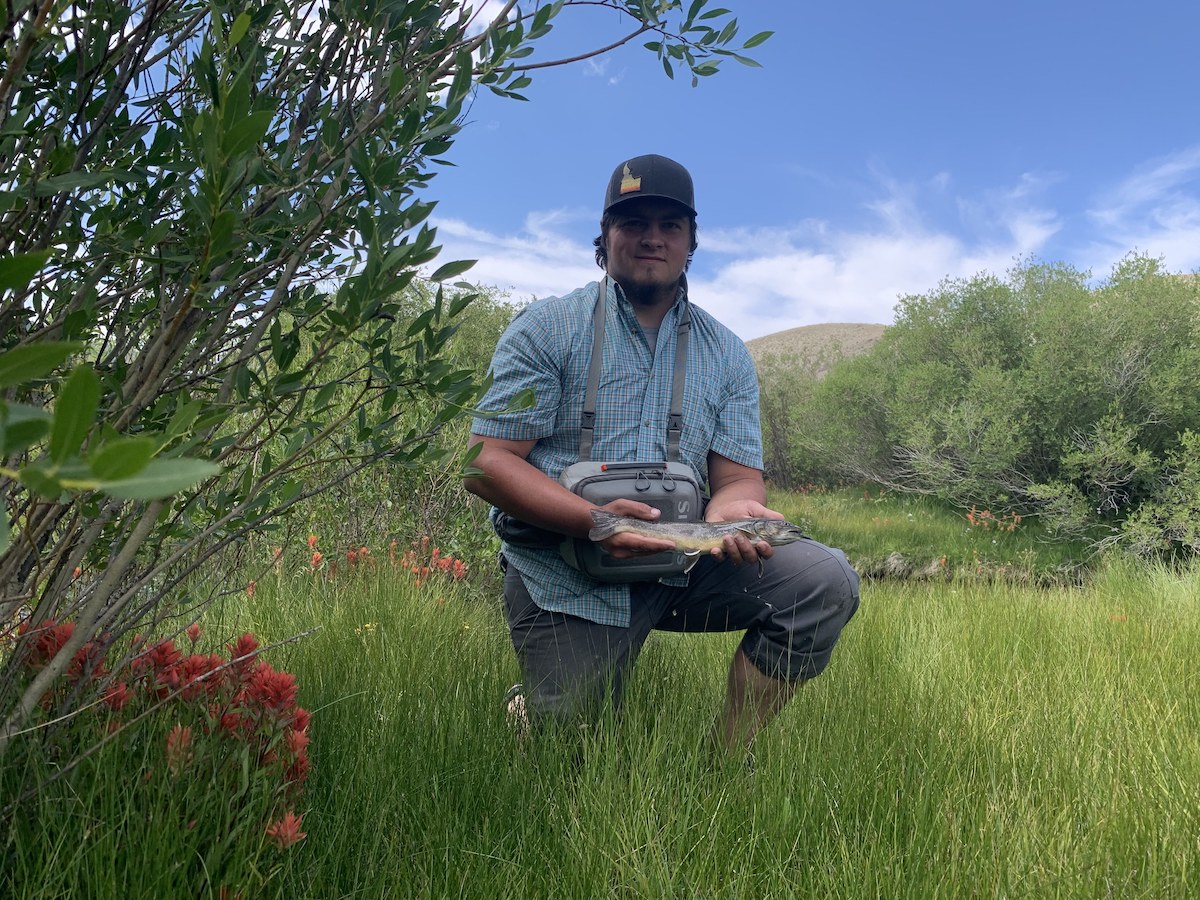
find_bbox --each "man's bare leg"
[715,647,799,752]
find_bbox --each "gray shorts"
[503,538,860,721]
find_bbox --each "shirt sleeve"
[471,304,564,442]
[709,339,764,469]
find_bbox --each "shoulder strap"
[578,277,691,462]
[667,299,690,461]
[578,278,609,461]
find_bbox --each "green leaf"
[0,250,52,292]
[0,403,50,456]
[223,110,274,157]
[88,436,158,480]
[228,11,252,45]
[406,308,437,337]
[429,259,476,282]
[31,170,139,197]
[166,399,204,441]
[743,30,774,48]
[99,458,221,500]
[0,342,81,388]
[730,52,762,68]
[19,465,64,499]
[50,366,101,463]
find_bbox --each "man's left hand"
[704,499,783,565]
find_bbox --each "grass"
[6,516,1197,898]
[175,555,1200,897]
[773,487,1093,583]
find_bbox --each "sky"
[425,1,1200,342]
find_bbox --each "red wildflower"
[227,633,260,681]
[246,662,298,714]
[285,752,310,785]
[346,548,358,564]
[72,566,82,579]
[285,728,310,756]
[290,707,311,732]
[67,641,108,682]
[177,653,224,700]
[246,581,256,598]
[310,551,322,569]
[186,623,202,643]
[307,535,318,550]
[104,681,131,711]
[217,708,245,737]
[19,618,76,669]
[264,810,306,849]
[452,560,467,580]
[166,724,193,775]
[140,639,183,673]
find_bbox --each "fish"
[588,509,806,552]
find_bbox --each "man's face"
[602,199,692,303]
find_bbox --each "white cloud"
[429,153,1200,343]
[1083,145,1200,275]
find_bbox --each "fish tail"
[588,509,622,541]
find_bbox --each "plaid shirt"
[472,277,763,627]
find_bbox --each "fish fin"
[588,509,621,542]
[682,551,703,573]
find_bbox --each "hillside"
[745,322,887,375]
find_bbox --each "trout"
[588,509,806,552]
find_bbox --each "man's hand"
[705,498,783,566]
[597,499,676,559]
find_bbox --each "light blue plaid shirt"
[472,277,763,627]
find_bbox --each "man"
[464,154,859,752]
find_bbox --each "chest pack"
[557,277,707,582]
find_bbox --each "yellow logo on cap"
[618,163,642,195]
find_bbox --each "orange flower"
[265,810,307,849]
[246,580,256,597]
[310,551,322,569]
[307,535,318,550]
[72,566,82,579]
[346,548,358,564]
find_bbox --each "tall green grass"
[120,556,1196,898]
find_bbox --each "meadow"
[5,491,1197,898]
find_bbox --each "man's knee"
[745,540,860,681]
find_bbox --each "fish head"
[756,519,806,545]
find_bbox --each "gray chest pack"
[556,277,707,582]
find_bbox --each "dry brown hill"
[745,322,887,376]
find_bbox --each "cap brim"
[605,194,697,216]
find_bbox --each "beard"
[621,276,679,307]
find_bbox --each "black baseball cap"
[603,154,696,216]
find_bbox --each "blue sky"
[427,1,1199,341]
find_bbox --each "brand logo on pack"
[676,499,692,518]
